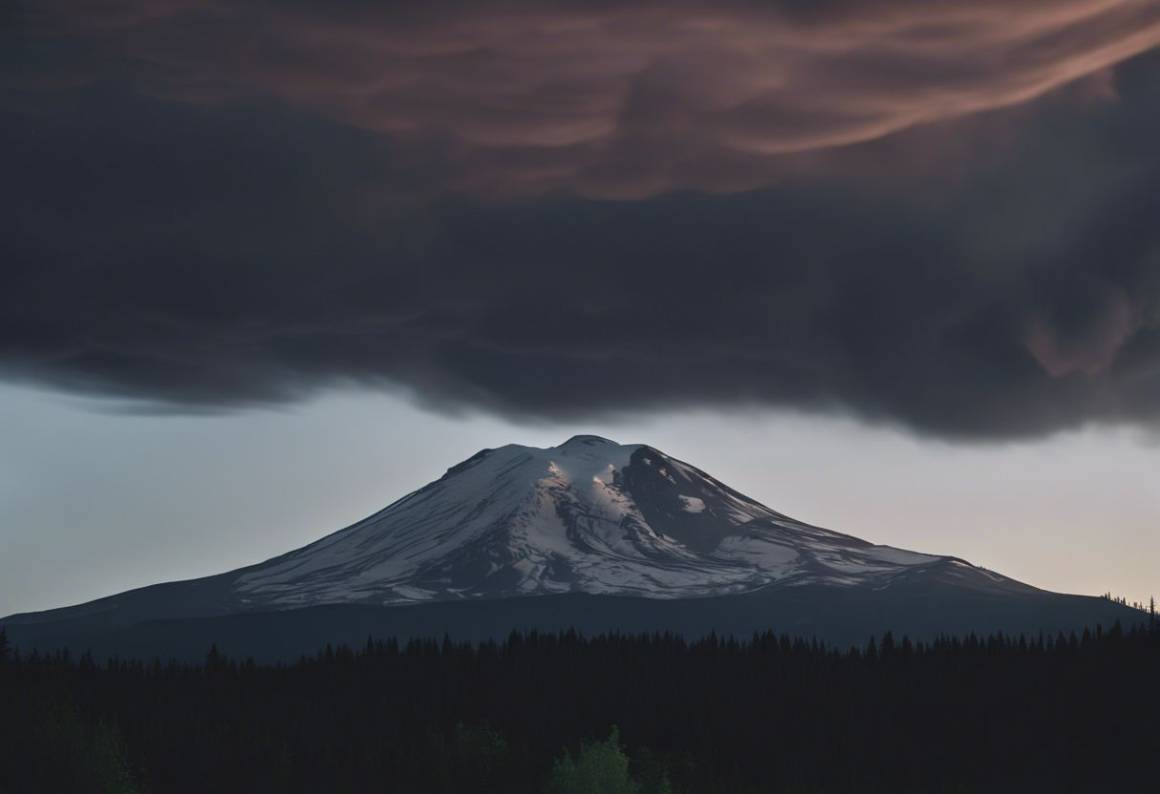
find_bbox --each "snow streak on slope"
[233,435,996,608]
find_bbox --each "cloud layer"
[3,0,1160,437]
[16,0,1160,197]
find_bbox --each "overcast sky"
[3,0,1159,613]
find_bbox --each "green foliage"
[548,727,639,794]
[449,722,510,785]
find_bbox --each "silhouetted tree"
[3,623,1158,793]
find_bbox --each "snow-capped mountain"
[233,434,1015,608]
[5,435,1135,661]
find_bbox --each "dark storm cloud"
[2,0,1160,437]
[13,0,1160,197]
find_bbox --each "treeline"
[2,621,1159,793]
[1100,593,1156,613]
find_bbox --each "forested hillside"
[2,620,1158,793]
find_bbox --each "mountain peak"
[220,438,1022,610]
[8,436,1092,660]
[557,434,620,448]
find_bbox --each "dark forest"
[2,618,1158,794]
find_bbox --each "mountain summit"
[235,435,1018,608]
[1,437,1137,659]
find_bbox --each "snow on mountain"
[232,435,983,609]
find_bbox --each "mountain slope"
[1,435,1139,658]
[233,434,1026,607]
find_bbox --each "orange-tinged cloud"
[21,0,1160,198]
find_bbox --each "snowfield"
[232,435,976,608]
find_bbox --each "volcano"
[1,436,1137,659]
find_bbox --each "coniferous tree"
[3,624,1158,793]
[548,727,638,794]
[89,720,140,794]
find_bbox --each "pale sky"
[2,381,1156,616]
